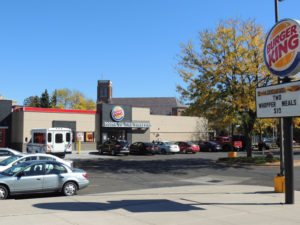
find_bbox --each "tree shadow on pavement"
[74,158,253,175]
[33,199,205,212]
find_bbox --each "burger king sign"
[111,106,125,122]
[264,19,300,77]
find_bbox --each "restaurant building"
[0,81,212,152]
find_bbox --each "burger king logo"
[264,19,300,77]
[111,106,125,121]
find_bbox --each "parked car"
[175,142,199,154]
[198,140,222,152]
[98,140,130,156]
[155,141,180,154]
[0,160,89,199]
[0,148,21,162]
[0,153,73,172]
[214,136,243,151]
[130,142,155,155]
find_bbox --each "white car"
[156,141,180,154]
[0,148,22,162]
[0,153,73,172]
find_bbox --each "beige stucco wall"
[150,115,209,142]
[22,111,96,142]
[132,107,150,121]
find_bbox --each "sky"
[1,0,300,105]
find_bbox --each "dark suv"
[98,140,130,156]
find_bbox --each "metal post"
[275,0,279,23]
[283,117,294,204]
[275,0,284,176]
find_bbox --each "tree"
[23,96,41,107]
[40,89,51,108]
[50,89,57,108]
[176,18,277,157]
[52,89,96,110]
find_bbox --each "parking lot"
[64,148,300,196]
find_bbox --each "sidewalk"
[1,184,299,225]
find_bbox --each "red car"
[175,142,200,154]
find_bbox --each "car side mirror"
[25,137,28,143]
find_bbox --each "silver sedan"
[0,160,89,199]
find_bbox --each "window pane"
[55,134,63,143]
[0,150,9,156]
[48,133,52,142]
[66,133,71,142]
[33,133,46,144]
[24,164,44,176]
[40,156,56,161]
[45,163,67,174]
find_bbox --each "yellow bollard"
[78,141,81,154]
[228,152,237,158]
[274,176,285,193]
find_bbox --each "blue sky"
[1,0,299,105]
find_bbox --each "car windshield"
[187,142,194,145]
[1,162,31,176]
[0,155,23,166]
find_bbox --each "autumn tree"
[24,89,96,110]
[53,89,96,110]
[176,18,277,157]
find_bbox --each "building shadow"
[33,199,205,212]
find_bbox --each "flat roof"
[13,107,97,114]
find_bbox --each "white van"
[27,128,73,157]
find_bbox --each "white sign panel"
[256,81,300,118]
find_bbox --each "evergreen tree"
[40,89,51,108]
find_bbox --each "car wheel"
[111,149,116,156]
[0,185,8,200]
[99,148,103,155]
[62,182,77,196]
[162,149,167,154]
[183,149,187,154]
[208,147,212,152]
